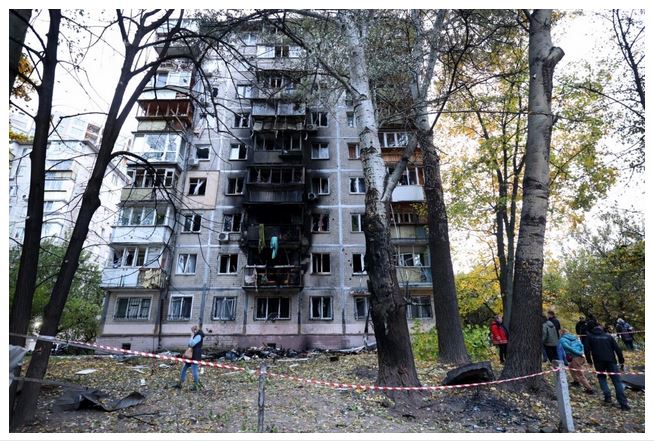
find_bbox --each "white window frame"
[406,296,434,320]
[311,253,331,275]
[188,177,207,196]
[226,177,245,195]
[379,131,409,148]
[182,214,202,233]
[168,295,193,321]
[234,112,250,128]
[311,177,330,195]
[218,254,239,275]
[346,112,358,128]
[311,142,329,160]
[176,253,197,275]
[212,296,237,321]
[114,297,152,320]
[229,143,248,160]
[222,213,242,232]
[255,296,291,321]
[310,111,328,127]
[349,177,366,194]
[309,296,333,321]
[236,84,253,99]
[351,214,363,233]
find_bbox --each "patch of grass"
[410,322,493,362]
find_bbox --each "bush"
[410,322,493,362]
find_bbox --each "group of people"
[489,311,634,411]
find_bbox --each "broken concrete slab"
[622,373,645,391]
[441,362,495,386]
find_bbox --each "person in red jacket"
[490,315,509,364]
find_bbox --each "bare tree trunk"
[501,9,563,386]
[9,9,32,93]
[418,130,470,364]
[8,10,60,426]
[341,12,421,400]
[11,11,178,428]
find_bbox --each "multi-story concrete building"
[97,22,435,352]
[9,139,130,264]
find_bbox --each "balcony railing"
[391,185,425,202]
[243,265,303,289]
[101,267,167,289]
[245,224,302,244]
[110,225,174,244]
[395,266,432,285]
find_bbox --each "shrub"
[410,322,493,362]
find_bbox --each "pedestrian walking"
[586,321,630,410]
[173,325,205,391]
[557,328,594,394]
[489,315,509,364]
[542,315,559,362]
[615,318,635,351]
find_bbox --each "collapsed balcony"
[243,265,303,289]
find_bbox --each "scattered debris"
[75,369,98,375]
[53,389,145,412]
[622,373,645,391]
[442,362,495,386]
[158,364,171,368]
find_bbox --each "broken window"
[312,253,331,274]
[223,213,242,232]
[310,111,328,127]
[218,254,238,274]
[188,178,206,196]
[352,253,366,274]
[195,145,210,161]
[233,112,250,128]
[346,112,358,128]
[311,214,330,232]
[255,297,290,320]
[379,131,409,148]
[226,177,244,195]
[236,84,252,98]
[348,143,361,160]
[183,214,202,233]
[354,296,369,320]
[406,296,433,319]
[310,296,333,320]
[213,296,236,320]
[229,143,248,160]
[176,253,197,274]
[168,296,192,320]
[274,45,289,58]
[311,142,329,159]
[349,177,366,194]
[311,177,330,195]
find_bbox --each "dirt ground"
[14,349,645,434]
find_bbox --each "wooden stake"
[257,362,267,433]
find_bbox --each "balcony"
[110,225,174,245]
[243,189,305,205]
[120,187,178,202]
[391,225,428,245]
[396,266,432,286]
[136,99,194,128]
[391,185,425,203]
[101,267,167,290]
[251,100,306,117]
[243,265,303,290]
[245,224,302,245]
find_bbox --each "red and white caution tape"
[17,334,644,392]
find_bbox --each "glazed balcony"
[101,267,168,290]
[243,265,303,289]
[110,225,174,245]
[396,266,432,286]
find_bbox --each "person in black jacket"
[577,315,594,364]
[585,322,630,410]
[547,310,561,339]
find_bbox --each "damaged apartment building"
[98,21,435,352]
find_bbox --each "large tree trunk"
[9,10,60,425]
[501,9,563,386]
[341,12,421,400]
[9,9,32,93]
[418,130,470,364]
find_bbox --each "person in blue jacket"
[557,328,594,394]
[174,325,204,390]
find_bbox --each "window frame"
[182,213,202,233]
[168,295,193,321]
[229,142,248,160]
[188,177,207,196]
[226,176,245,195]
[354,296,369,320]
[254,296,291,321]
[352,253,366,275]
[310,176,330,195]
[176,253,197,275]
[406,296,434,320]
[222,213,242,232]
[212,296,237,321]
[309,296,333,321]
[311,142,330,160]
[347,143,361,160]
[311,213,330,233]
[349,177,366,194]
[114,297,152,320]
[310,111,328,127]
[233,112,250,128]
[218,253,239,275]
[195,145,211,161]
[311,253,331,275]
[351,213,364,233]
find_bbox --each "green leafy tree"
[9,240,103,342]
[559,210,644,328]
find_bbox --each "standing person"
[615,318,635,350]
[542,315,559,362]
[489,315,509,364]
[575,316,586,336]
[547,310,561,338]
[174,325,205,390]
[558,328,594,394]
[586,321,630,410]
[578,314,595,365]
